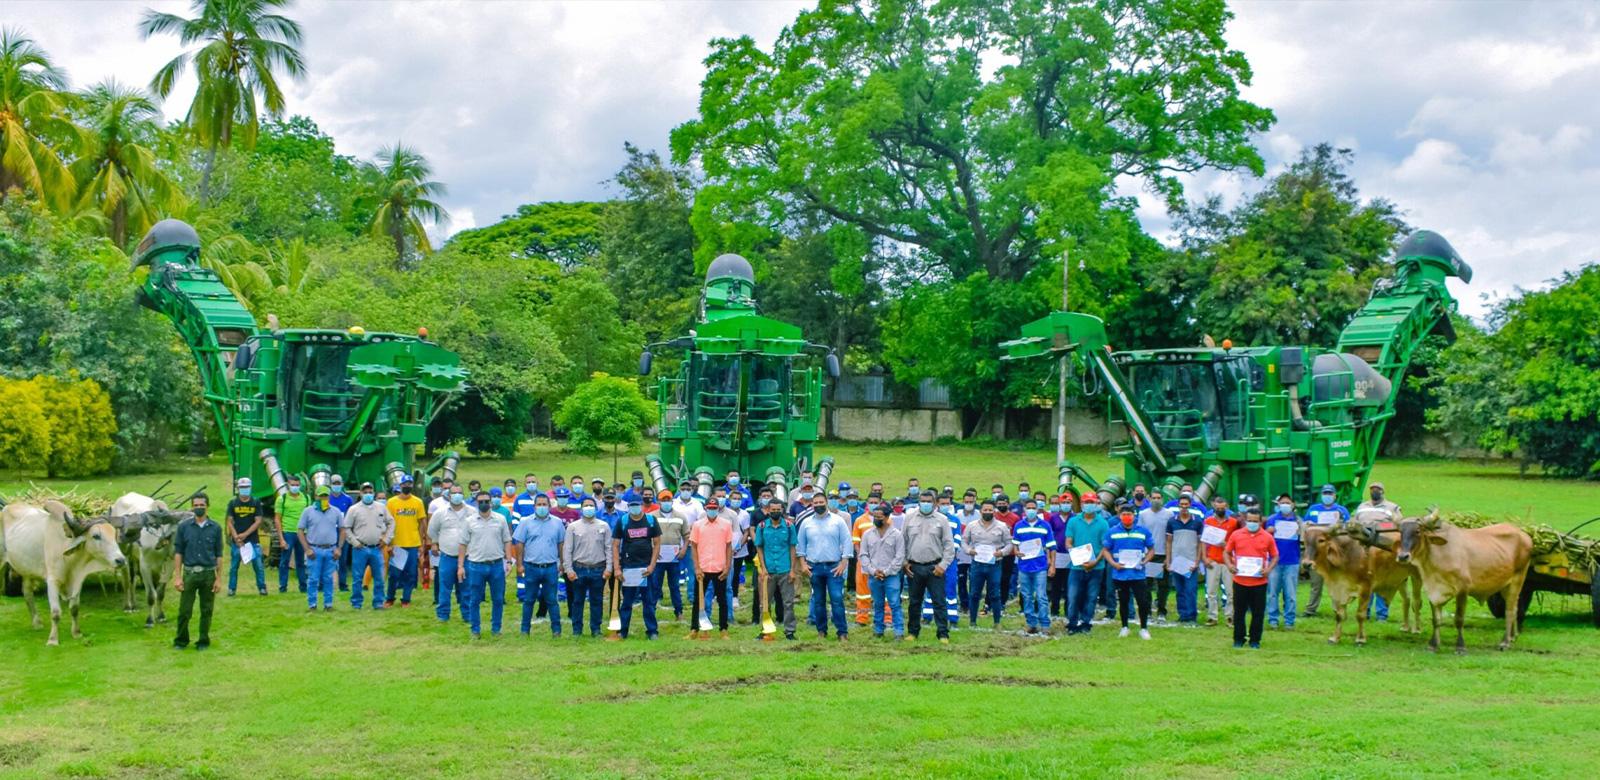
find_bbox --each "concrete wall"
[826,407,964,443]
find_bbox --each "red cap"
[1081,493,1100,504]
[1056,493,1075,503]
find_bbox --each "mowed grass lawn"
[3,441,1600,779]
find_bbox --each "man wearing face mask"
[1201,495,1239,627]
[562,497,612,638]
[902,494,955,643]
[1264,494,1302,630]
[789,480,816,520]
[1064,494,1110,635]
[427,478,450,515]
[513,494,565,637]
[621,471,647,505]
[797,493,852,641]
[1224,507,1278,648]
[385,477,426,608]
[328,475,355,592]
[1137,499,1176,623]
[609,500,661,640]
[458,491,514,638]
[922,494,963,629]
[1045,492,1072,622]
[172,493,223,650]
[650,493,689,622]
[858,504,907,639]
[225,478,267,597]
[753,498,799,640]
[341,482,392,610]
[298,485,343,612]
[274,475,311,594]
[962,499,1009,628]
[955,491,980,615]
[992,498,1021,611]
[1011,499,1056,634]
[1165,495,1205,626]
[427,488,474,622]
[1101,509,1155,640]
[1353,482,1401,622]
[851,494,877,627]
[689,497,736,638]
[1302,484,1350,617]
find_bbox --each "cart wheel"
[1590,566,1600,629]
[1488,592,1506,619]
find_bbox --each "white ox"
[109,493,191,628]
[0,500,128,645]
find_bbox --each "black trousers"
[693,572,730,631]
[905,562,950,638]
[1048,567,1070,616]
[1115,578,1151,629]
[1233,582,1267,646]
[957,562,970,611]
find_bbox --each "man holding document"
[962,500,1011,629]
[1224,507,1278,648]
[225,479,267,597]
[1165,495,1204,625]
[610,500,662,640]
[1101,509,1155,639]
[1064,494,1110,636]
[1011,500,1056,635]
[1265,494,1301,630]
[1201,496,1239,626]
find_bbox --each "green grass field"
[3,441,1599,779]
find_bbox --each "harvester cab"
[1001,230,1471,510]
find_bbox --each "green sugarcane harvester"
[639,253,842,501]
[1000,231,1472,511]
[132,219,470,517]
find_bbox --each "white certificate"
[657,544,679,563]
[1169,555,1196,574]
[238,542,256,564]
[391,546,410,571]
[1054,551,1074,568]
[1115,549,1143,568]
[1237,556,1264,577]
[1019,539,1043,559]
[1069,544,1094,566]
[1144,561,1165,578]
[1200,524,1228,546]
[974,543,996,564]
[1273,521,1300,539]
[1314,511,1340,526]
[622,567,646,587]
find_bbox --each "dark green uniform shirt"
[174,517,224,568]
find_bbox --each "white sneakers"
[1139,628,1151,640]
[1118,626,1130,638]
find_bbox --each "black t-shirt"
[227,498,264,541]
[613,516,661,568]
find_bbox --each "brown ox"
[1304,523,1422,645]
[1392,511,1531,653]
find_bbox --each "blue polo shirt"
[753,518,798,575]
[1065,513,1110,570]
[1308,502,1350,527]
[1266,512,1301,566]
[1011,517,1056,573]
[512,515,565,564]
[328,492,354,513]
[1102,523,1154,582]
[512,490,542,521]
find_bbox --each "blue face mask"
[431,486,442,497]
[361,493,374,505]
[449,493,464,506]
[581,507,596,519]
[331,484,344,494]
[633,478,644,488]
[289,485,302,495]
[1278,504,1294,515]
[847,499,860,510]
[1084,506,1099,516]
[1245,521,1261,532]
[918,501,934,514]
[908,486,921,498]
[534,506,550,518]
[239,489,252,499]
[827,498,840,510]
[727,476,741,486]
[1025,508,1038,519]
[1321,494,1335,504]
[1047,503,1059,513]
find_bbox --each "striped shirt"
[1011,518,1057,573]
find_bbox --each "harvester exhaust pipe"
[309,463,333,494]
[765,467,789,505]
[1096,476,1125,507]
[644,455,671,494]
[384,461,408,491]
[1160,477,1186,504]
[693,466,715,501]
[1195,466,1224,504]
[440,451,460,483]
[1057,465,1074,497]
[813,456,836,494]
[259,449,289,497]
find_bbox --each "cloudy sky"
[12,1,1597,317]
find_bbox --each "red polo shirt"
[1224,527,1277,587]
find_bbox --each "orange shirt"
[689,516,734,574]
[1203,514,1239,564]
[1224,527,1278,587]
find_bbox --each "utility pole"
[1057,245,1069,465]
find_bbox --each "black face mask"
[981,512,994,520]
[193,507,207,518]
[873,517,885,527]
[477,500,492,511]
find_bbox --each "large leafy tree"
[0,27,76,210]
[448,201,602,268]
[363,141,448,268]
[140,0,307,201]
[1159,143,1408,347]
[69,80,187,247]
[595,144,699,343]
[671,0,1273,282]
[554,373,657,481]
[202,116,372,243]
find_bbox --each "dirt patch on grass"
[574,665,1103,703]
[0,740,39,768]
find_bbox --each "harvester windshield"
[1125,356,1259,451]
[690,354,792,436]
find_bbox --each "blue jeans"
[649,557,685,618]
[465,560,506,635]
[868,573,904,637]
[1067,567,1105,631]
[1366,593,1389,620]
[519,563,562,635]
[808,563,847,636]
[387,545,419,604]
[433,554,469,622]
[305,546,336,607]
[349,546,385,609]
[278,532,305,592]
[1267,563,1298,627]
[571,566,606,636]
[337,541,352,590]
[619,576,658,638]
[968,561,1003,626]
[1170,568,1200,623]
[228,542,265,593]
[1019,568,1049,629]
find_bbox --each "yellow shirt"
[387,495,426,547]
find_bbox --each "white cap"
[237,477,253,489]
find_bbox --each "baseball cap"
[1239,493,1258,506]
[315,485,331,497]
[331,475,344,485]
[1081,493,1099,504]
[659,489,673,501]
[236,477,252,489]
[838,481,852,492]
[360,481,374,490]
[1321,484,1336,492]
[490,487,503,497]
[1369,481,1385,490]
[1055,493,1073,503]
[705,497,721,509]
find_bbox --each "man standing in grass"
[1225,507,1278,649]
[342,482,392,611]
[172,493,223,651]
[298,485,343,613]
[1165,495,1204,626]
[1011,499,1056,635]
[901,493,955,644]
[225,478,267,597]
[428,488,474,622]
[797,492,852,641]
[513,493,565,637]
[274,475,311,594]
[1303,484,1350,618]
[1354,482,1401,622]
[385,478,426,608]
[689,496,735,639]
[1265,494,1301,630]
[563,497,612,638]
[460,491,514,639]
[753,498,799,640]
[1102,509,1154,640]
[1137,499,1175,623]
[1201,495,1238,627]
[962,499,1010,629]
[1064,494,1109,636]
[858,503,906,640]
[610,499,662,640]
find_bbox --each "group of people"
[165,467,1406,652]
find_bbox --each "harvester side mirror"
[825,352,841,379]
[639,351,653,376]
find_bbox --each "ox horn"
[1421,507,1442,531]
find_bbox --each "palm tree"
[364,142,449,268]
[266,236,323,296]
[139,0,306,202]
[70,80,188,247]
[0,27,77,209]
